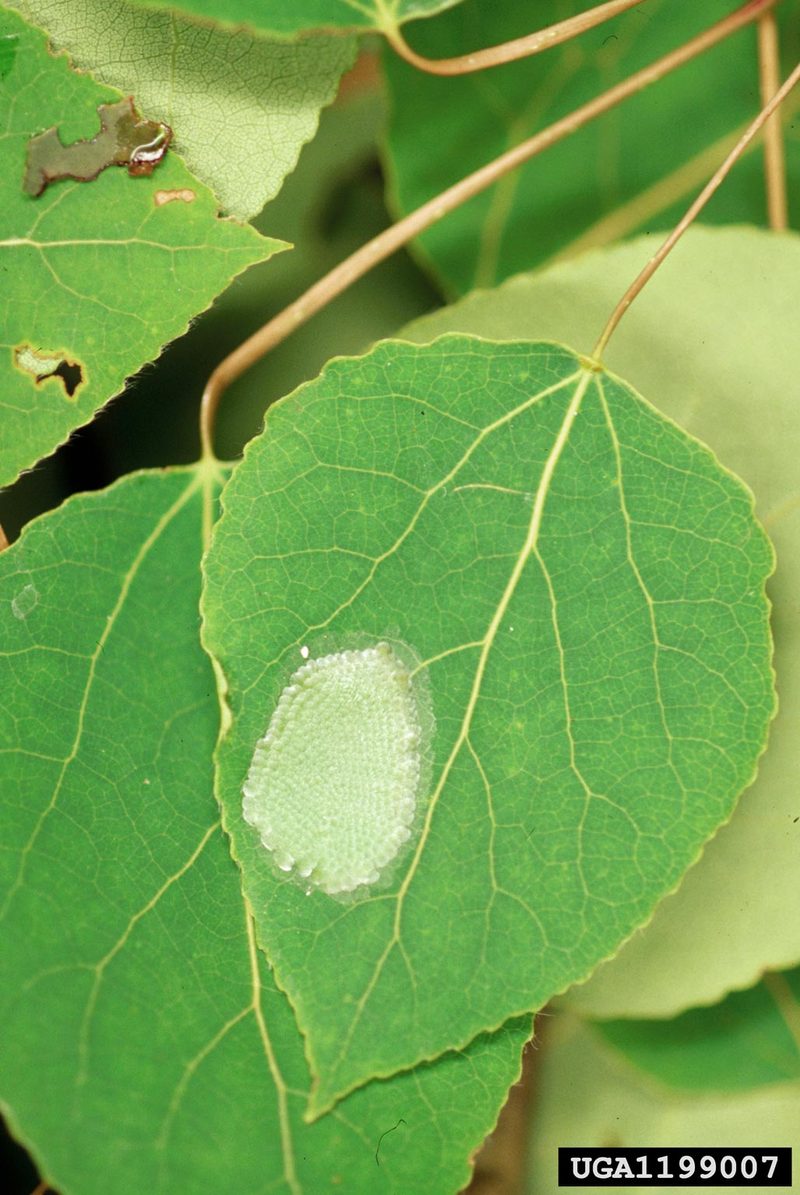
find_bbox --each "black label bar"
[558,1148,792,1186]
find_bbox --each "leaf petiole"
[594,56,800,359]
[384,0,648,77]
[199,0,778,461]
[758,10,789,230]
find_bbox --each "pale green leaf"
[10,0,355,219]
[121,0,466,38]
[528,1008,800,1194]
[383,0,800,295]
[0,465,529,1195]
[205,88,441,462]
[404,226,800,1017]
[0,4,283,491]
[596,967,800,1093]
[202,334,774,1116]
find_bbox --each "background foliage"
[1,0,797,1191]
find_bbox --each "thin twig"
[386,0,646,77]
[757,10,788,229]
[594,56,800,359]
[199,0,777,461]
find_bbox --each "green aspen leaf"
[528,1009,800,1194]
[9,0,356,219]
[120,0,466,39]
[383,0,800,295]
[596,967,800,1093]
[404,227,800,1018]
[0,466,530,1195]
[202,334,774,1116]
[0,4,283,491]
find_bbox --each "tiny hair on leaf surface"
[0,466,530,1195]
[202,333,775,1116]
[9,0,357,219]
[404,226,800,1017]
[0,4,284,491]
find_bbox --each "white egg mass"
[243,643,425,896]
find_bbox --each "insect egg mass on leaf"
[243,643,426,896]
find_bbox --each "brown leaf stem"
[385,0,647,77]
[758,10,789,229]
[594,54,800,359]
[199,0,778,462]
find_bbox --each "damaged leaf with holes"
[9,0,357,220]
[23,96,171,197]
[203,334,775,1115]
[13,345,83,399]
[0,4,283,490]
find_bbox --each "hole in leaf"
[0,1112,42,1194]
[14,345,84,399]
[23,97,171,198]
[153,188,195,206]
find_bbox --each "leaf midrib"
[237,363,584,699]
[312,366,594,1111]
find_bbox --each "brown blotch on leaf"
[0,524,8,552]
[153,187,195,206]
[24,97,171,198]
[14,345,84,399]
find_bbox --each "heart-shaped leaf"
[203,335,774,1114]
